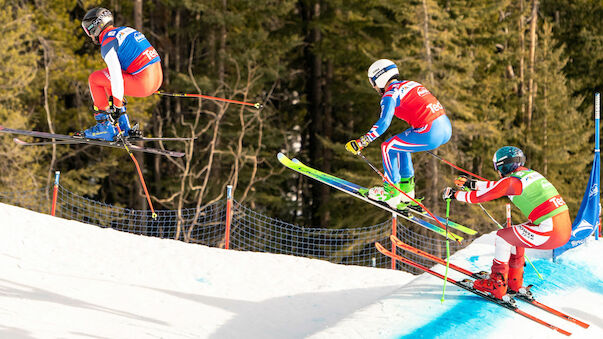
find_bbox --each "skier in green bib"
[442,146,572,299]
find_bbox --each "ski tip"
[13,138,25,145]
[277,152,286,161]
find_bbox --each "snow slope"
[0,202,602,339]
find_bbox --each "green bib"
[508,170,568,224]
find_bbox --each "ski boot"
[393,177,424,211]
[116,111,143,140]
[473,260,509,300]
[74,109,118,141]
[507,248,532,299]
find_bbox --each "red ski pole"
[115,125,157,219]
[155,91,263,109]
[426,151,487,181]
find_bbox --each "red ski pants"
[88,62,163,110]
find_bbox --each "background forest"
[0,0,601,237]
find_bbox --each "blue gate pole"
[595,92,600,240]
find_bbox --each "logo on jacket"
[417,87,429,97]
[134,32,145,42]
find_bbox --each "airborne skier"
[345,59,452,210]
[77,7,163,140]
[442,146,572,299]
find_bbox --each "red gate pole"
[391,212,397,270]
[51,171,60,216]
[224,185,233,249]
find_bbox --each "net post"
[51,171,60,216]
[225,185,233,249]
[391,212,397,270]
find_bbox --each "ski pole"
[115,125,158,220]
[357,152,462,244]
[441,198,452,303]
[154,91,263,109]
[426,151,487,181]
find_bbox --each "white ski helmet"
[368,59,399,93]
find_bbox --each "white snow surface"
[1,202,602,339]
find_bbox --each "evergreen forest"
[1,0,601,237]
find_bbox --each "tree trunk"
[302,0,328,227]
[526,0,539,130]
[322,58,334,225]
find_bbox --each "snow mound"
[1,202,602,338]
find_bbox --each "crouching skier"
[442,146,571,299]
[76,7,162,141]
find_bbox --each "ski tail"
[390,235,475,277]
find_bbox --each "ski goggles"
[493,155,526,172]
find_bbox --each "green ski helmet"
[82,7,113,45]
[492,146,526,176]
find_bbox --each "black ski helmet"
[492,146,526,176]
[82,7,113,45]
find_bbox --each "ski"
[287,156,476,235]
[374,242,572,336]
[14,135,192,144]
[278,153,464,242]
[1,126,185,158]
[389,235,590,329]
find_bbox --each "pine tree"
[0,1,44,192]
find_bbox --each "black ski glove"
[442,187,457,200]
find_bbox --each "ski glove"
[345,135,370,155]
[108,106,126,123]
[454,175,478,190]
[442,187,457,200]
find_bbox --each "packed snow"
[0,202,602,338]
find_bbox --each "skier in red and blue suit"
[76,7,162,141]
[345,59,452,210]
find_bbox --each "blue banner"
[554,93,601,258]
